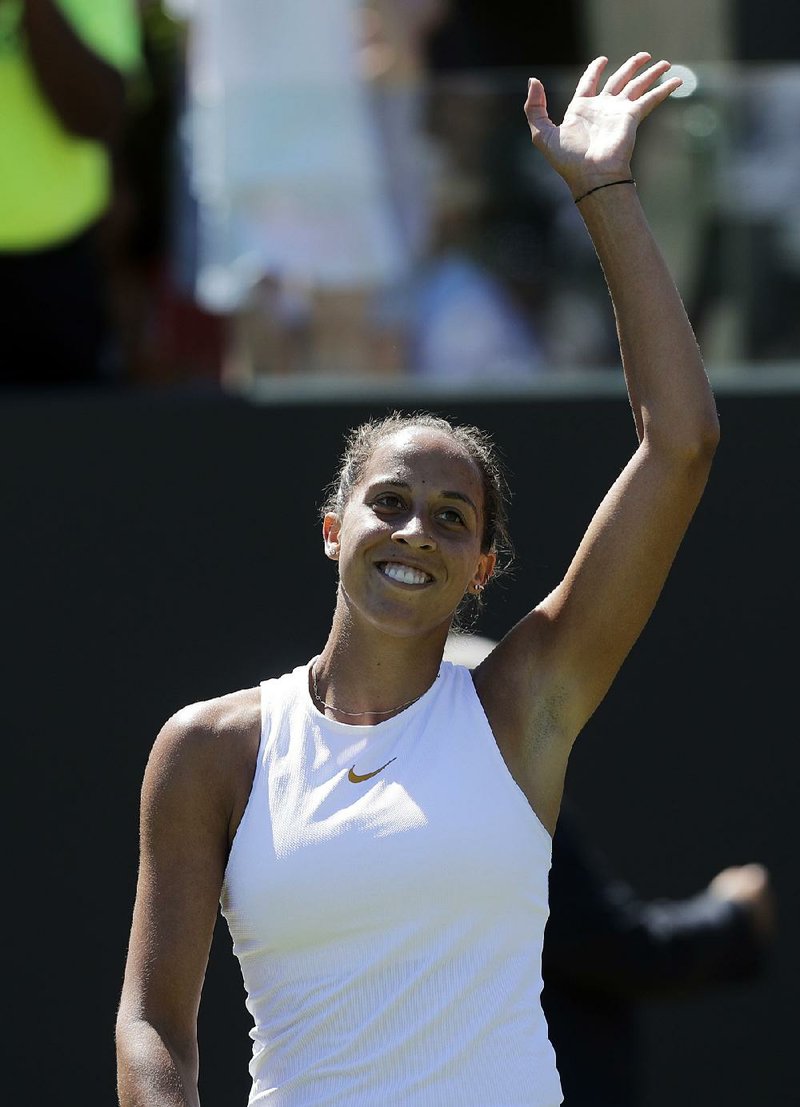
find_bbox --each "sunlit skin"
[316,427,496,720]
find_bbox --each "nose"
[392,513,437,550]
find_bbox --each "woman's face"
[324,427,495,638]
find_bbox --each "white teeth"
[380,563,431,585]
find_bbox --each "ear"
[471,551,496,593]
[323,513,341,561]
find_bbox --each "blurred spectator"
[101,2,226,384]
[364,0,447,267]
[362,0,449,374]
[170,0,445,379]
[405,78,546,379]
[695,67,800,361]
[427,1,583,71]
[409,249,544,379]
[444,632,775,1107]
[0,0,140,384]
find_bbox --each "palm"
[525,54,682,193]
[552,96,641,171]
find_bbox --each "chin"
[340,575,459,639]
[367,601,456,641]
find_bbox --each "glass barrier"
[122,28,800,391]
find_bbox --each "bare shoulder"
[145,685,262,845]
[150,685,261,774]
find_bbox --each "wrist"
[574,177,636,206]
[564,166,634,203]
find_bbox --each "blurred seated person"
[444,633,775,1107]
[0,0,140,385]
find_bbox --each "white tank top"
[221,660,562,1106]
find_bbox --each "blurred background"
[3,1,798,1105]
[3,0,799,389]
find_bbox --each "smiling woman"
[116,53,719,1107]
[320,411,513,625]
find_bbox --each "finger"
[574,56,608,98]
[602,51,651,96]
[625,59,672,101]
[635,75,683,118]
[524,75,548,115]
[524,76,555,148]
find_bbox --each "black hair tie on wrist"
[574,178,636,205]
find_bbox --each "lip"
[375,560,435,586]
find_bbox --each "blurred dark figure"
[690,69,800,363]
[102,3,226,384]
[542,806,773,1106]
[427,0,583,70]
[0,0,140,385]
[444,634,774,1107]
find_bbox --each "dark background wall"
[5,389,797,1105]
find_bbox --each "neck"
[313,602,449,723]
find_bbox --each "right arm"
[116,709,234,1107]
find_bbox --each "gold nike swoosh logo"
[348,757,397,784]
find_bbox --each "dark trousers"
[0,224,109,385]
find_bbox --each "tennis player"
[116,54,718,1106]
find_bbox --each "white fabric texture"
[221,660,562,1106]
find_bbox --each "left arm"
[531,171,720,735]
[476,56,719,831]
[21,0,128,142]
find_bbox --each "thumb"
[524,77,554,148]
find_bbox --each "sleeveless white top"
[221,660,562,1106]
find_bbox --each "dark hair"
[321,412,513,619]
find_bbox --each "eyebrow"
[366,479,478,516]
[441,490,478,514]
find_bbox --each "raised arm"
[476,56,719,831]
[116,699,253,1107]
[528,55,718,450]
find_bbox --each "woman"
[116,54,719,1106]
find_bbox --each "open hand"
[524,53,682,199]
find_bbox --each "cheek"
[337,511,384,558]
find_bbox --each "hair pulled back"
[321,412,513,617]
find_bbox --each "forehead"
[360,427,483,496]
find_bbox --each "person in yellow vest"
[0,0,140,383]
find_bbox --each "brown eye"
[373,493,404,511]
[438,508,465,525]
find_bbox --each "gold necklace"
[310,663,435,718]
